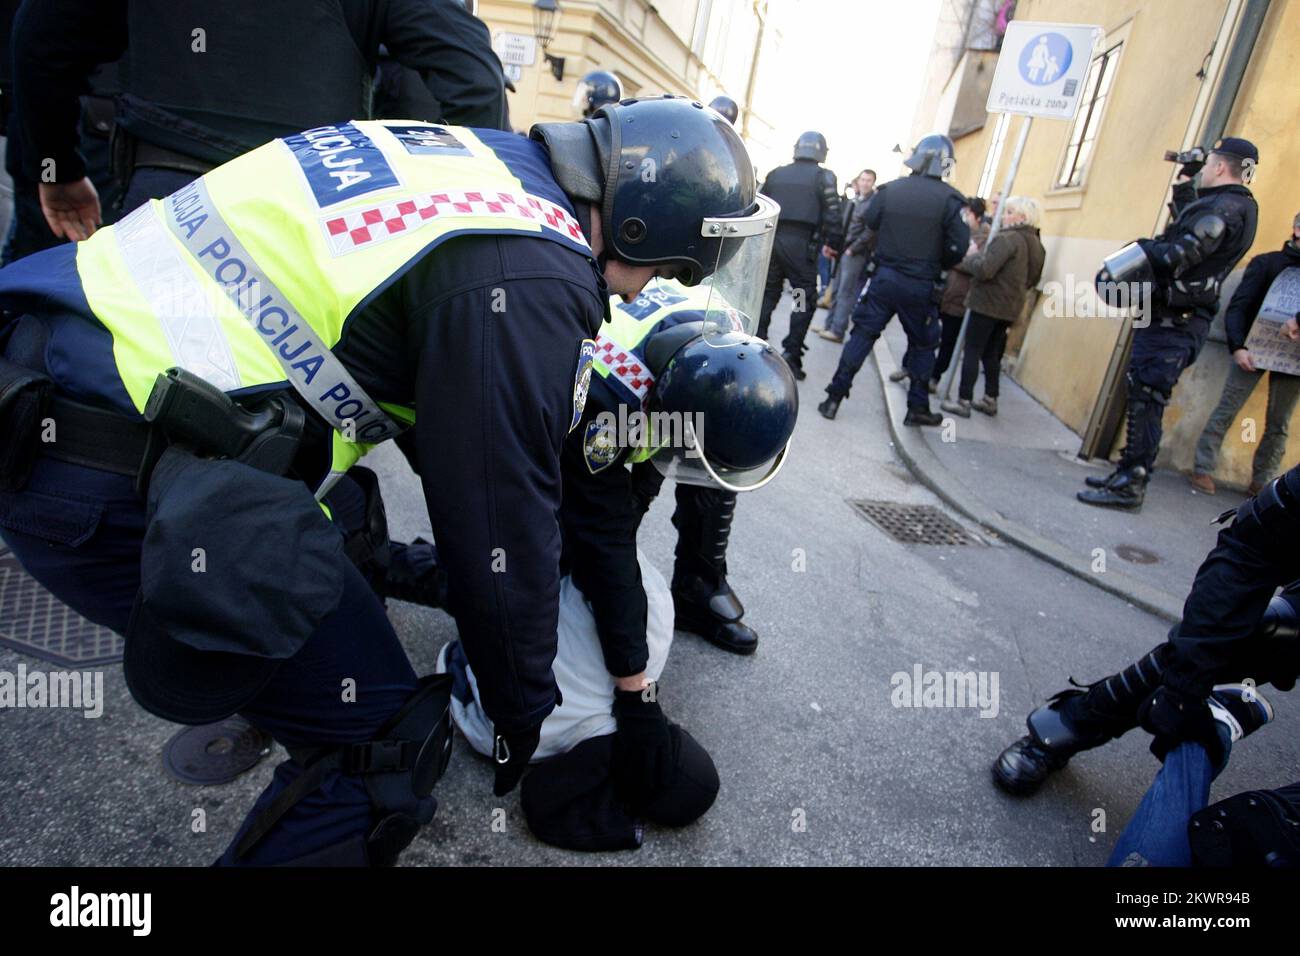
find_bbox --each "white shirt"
[438,549,674,761]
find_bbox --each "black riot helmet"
[708,95,740,125]
[573,70,623,118]
[531,95,772,287]
[904,133,955,178]
[642,322,798,491]
[793,131,828,163]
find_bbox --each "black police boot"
[1077,465,1147,509]
[818,395,841,420]
[1084,467,1122,489]
[903,406,943,427]
[781,351,806,381]
[672,571,759,655]
[993,647,1167,796]
[670,490,758,654]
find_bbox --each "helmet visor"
[697,193,780,342]
[647,411,791,492]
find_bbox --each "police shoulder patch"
[571,339,596,434]
[583,417,622,474]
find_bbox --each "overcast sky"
[762,0,944,188]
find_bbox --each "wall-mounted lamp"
[532,0,565,81]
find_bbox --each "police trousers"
[0,455,419,865]
[827,265,938,410]
[1120,320,1207,471]
[757,228,819,361]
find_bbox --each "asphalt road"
[2,295,1297,866]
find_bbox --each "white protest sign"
[1244,268,1300,374]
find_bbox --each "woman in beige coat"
[941,196,1046,417]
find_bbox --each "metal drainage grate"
[848,499,977,546]
[0,549,123,667]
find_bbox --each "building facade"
[916,0,1299,487]
[476,0,789,171]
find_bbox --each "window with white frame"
[976,112,1011,199]
[1055,40,1124,189]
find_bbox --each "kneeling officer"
[0,97,764,865]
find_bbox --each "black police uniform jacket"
[557,304,708,679]
[761,158,843,248]
[864,173,970,281]
[1140,182,1258,326]
[11,0,508,178]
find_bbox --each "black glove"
[611,683,674,807]
[1138,684,1220,764]
[492,724,541,796]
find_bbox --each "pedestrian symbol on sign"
[1018,32,1072,86]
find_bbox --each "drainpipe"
[1200,0,1270,144]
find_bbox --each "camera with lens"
[1163,146,1207,165]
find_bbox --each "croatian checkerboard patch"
[319,189,588,256]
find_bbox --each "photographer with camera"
[1079,137,1260,510]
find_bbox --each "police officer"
[994,460,1300,798]
[430,282,795,847]
[1079,137,1259,509]
[12,0,508,238]
[573,70,623,118]
[565,278,795,673]
[708,95,739,125]
[817,134,969,426]
[756,131,842,379]
[0,96,763,865]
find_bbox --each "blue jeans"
[826,266,939,410]
[825,253,868,338]
[1107,726,1231,867]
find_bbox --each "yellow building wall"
[477,0,767,133]
[945,0,1300,487]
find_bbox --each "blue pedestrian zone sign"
[987,21,1101,120]
[1018,32,1072,86]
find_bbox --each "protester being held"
[1190,210,1300,496]
[1106,683,1273,866]
[817,169,878,344]
[927,197,990,389]
[940,195,1044,418]
[439,550,720,852]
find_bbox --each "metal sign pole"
[939,113,1033,402]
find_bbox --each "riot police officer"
[708,95,739,125]
[1079,137,1260,509]
[573,69,623,118]
[565,278,796,672]
[756,130,842,379]
[0,96,763,865]
[12,0,508,237]
[817,134,969,426]
[994,460,1300,798]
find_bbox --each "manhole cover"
[848,499,977,546]
[1115,544,1160,565]
[0,549,123,667]
[163,717,274,785]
